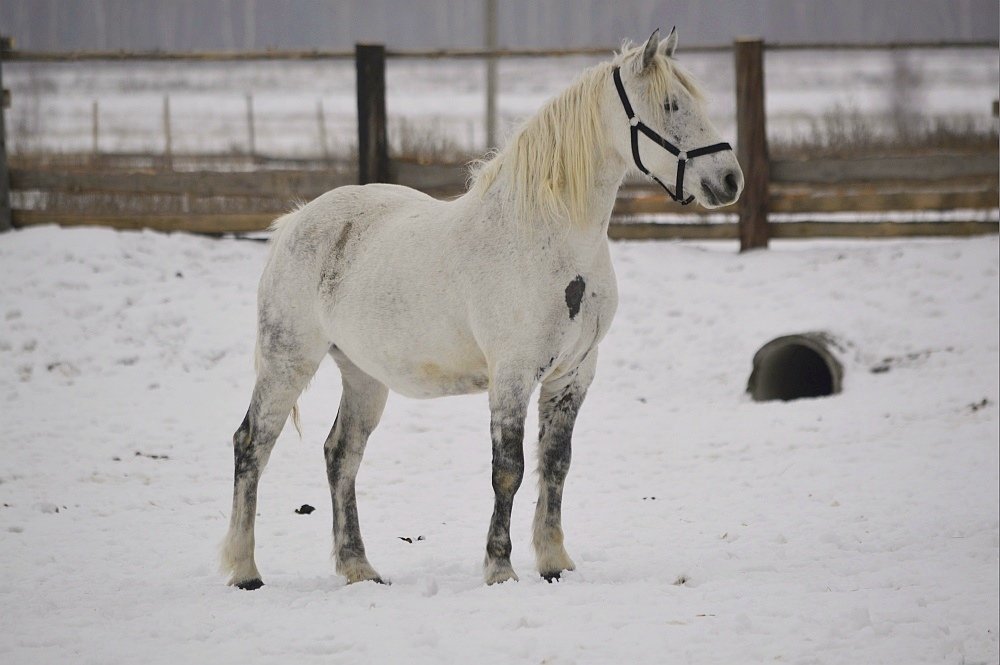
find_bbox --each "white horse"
[221,28,743,589]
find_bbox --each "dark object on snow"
[134,451,169,460]
[398,535,425,543]
[748,332,844,402]
[294,504,315,515]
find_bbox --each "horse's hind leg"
[324,348,389,584]
[221,334,328,590]
[533,352,597,582]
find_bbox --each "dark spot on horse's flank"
[564,275,586,320]
[294,504,315,514]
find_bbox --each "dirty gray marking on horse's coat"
[324,409,370,564]
[233,411,255,476]
[537,356,556,381]
[534,382,584,582]
[319,221,355,295]
[564,276,586,320]
[486,418,525,563]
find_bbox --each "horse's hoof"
[234,578,264,590]
[541,571,562,583]
[340,559,386,585]
[345,574,387,585]
[484,562,519,585]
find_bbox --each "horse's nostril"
[724,171,739,196]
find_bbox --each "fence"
[0,37,997,247]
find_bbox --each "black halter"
[612,66,732,205]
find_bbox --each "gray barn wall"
[1,0,997,51]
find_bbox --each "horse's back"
[265,183,446,274]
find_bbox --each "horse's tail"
[254,204,308,438]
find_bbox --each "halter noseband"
[613,66,732,205]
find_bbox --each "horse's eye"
[665,99,679,113]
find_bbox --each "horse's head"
[609,28,743,209]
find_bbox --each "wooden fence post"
[355,43,389,184]
[316,99,329,160]
[0,36,12,232]
[734,38,770,251]
[245,92,256,159]
[162,95,173,170]
[484,0,498,150]
[91,100,100,155]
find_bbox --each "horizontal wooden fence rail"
[769,154,999,184]
[608,221,999,241]
[8,162,468,199]
[10,168,354,198]
[12,212,997,240]
[10,157,998,237]
[613,189,999,217]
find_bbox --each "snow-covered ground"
[0,226,997,664]
[7,47,998,157]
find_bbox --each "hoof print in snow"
[294,504,315,515]
[235,579,264,591]
[673,575,689,586]
[870,347,953,375]
[642,496,657,501]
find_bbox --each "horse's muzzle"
[700,169,743,207]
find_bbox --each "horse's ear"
[659,26,678,58]
[640,29,660,71]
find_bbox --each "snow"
[6,48,997,157]
[0,226,997,664]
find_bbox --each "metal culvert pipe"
[747,332,845,402]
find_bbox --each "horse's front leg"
[533,351,597,581]
[483,370,534,585]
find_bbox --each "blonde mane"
[467,42,705,227]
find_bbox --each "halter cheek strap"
[612,66,732,205]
